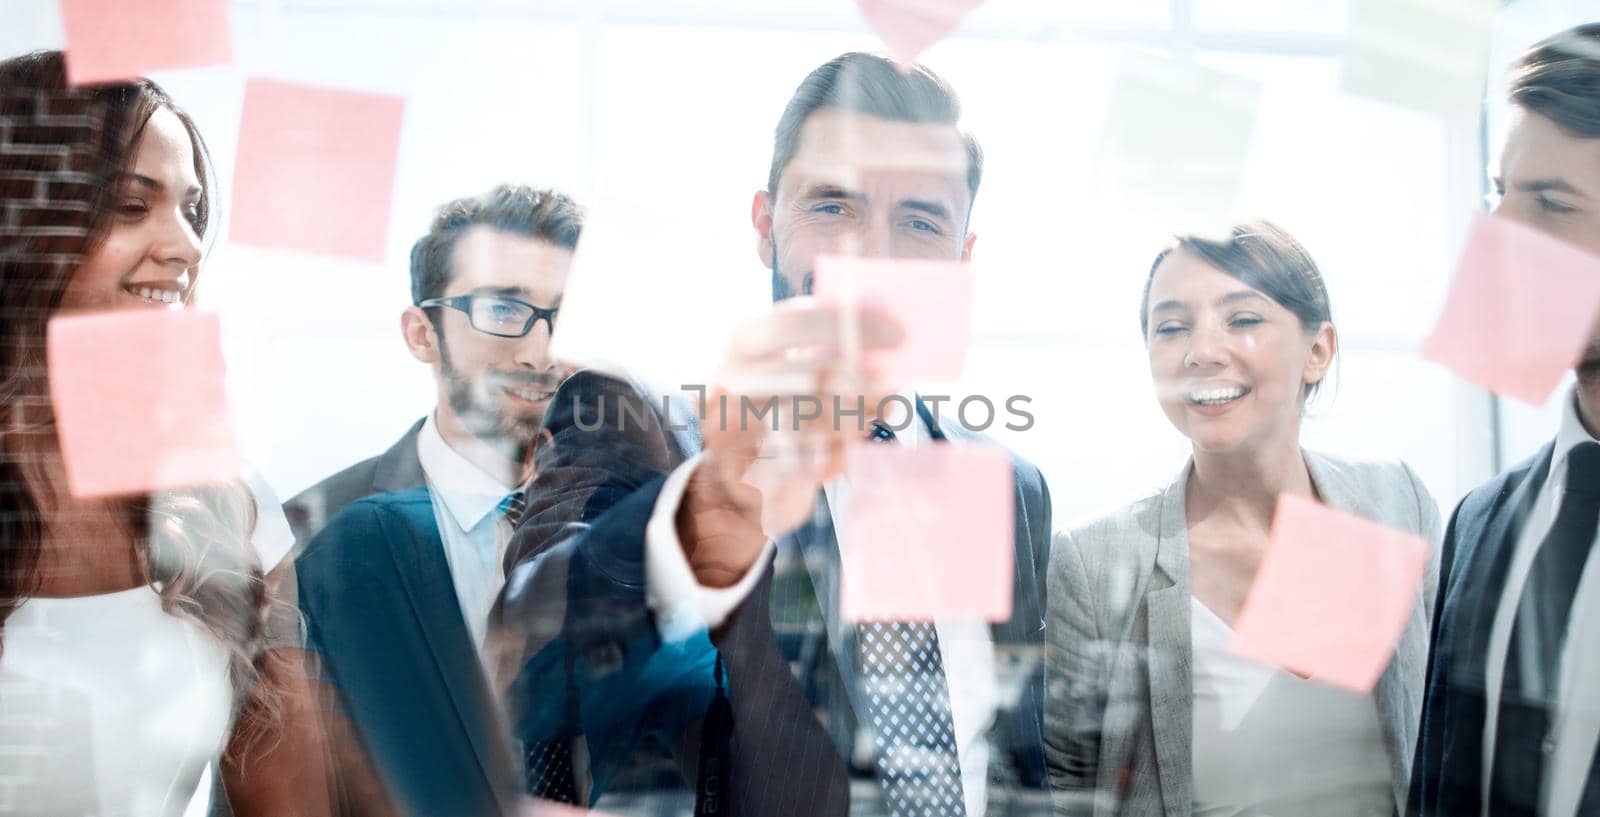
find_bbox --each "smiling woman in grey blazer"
[1043,221,1442,817]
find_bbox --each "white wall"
[5,0,1582,522]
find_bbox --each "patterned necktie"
[499,490,527,528]
[525,740,579,804]
[1491,441,1600,816]
[857,619,968,816]
[502,487,581,803]
[855,419,968,817]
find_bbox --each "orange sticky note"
[60,0,232,86]
[1422,212,1600,405]
[1229,495,1429,693]
[229,79,404,261]
[46,310,242,498]
[857,0,986,66]
[813,255,972,383]
[838,444,1013,622]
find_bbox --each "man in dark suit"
[281,185,584,816]
[283,423,425,547]
[284,185,580,544]
[1410,25,1600,817]
[494,53,1053,816]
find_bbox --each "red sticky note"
[229,79,404,261]
[1229,495,1429,693]
[47,310,242,498]
[60,0,232,86]
[857,0,986,66]
[813,255,972,382]
[838,444,1013,622]
[1421,212,1600,405]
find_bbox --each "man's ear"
[961,230,977,262]
[401,306,441,364]
[752,189,775,269]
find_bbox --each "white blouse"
[0,586,234,817]
[1189,597,1393,817]
[0,470,294,817]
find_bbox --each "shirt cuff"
[645,453,776,641]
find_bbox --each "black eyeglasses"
[417,294,558,338]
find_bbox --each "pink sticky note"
[813,255,972,382]
[1228,495,1429,693]
[1421,212,1600,405]
[60,0,232,85]
[229,79,404,261]
[521,799,621,816]
[838,444,1013,622]
[47,310,242,498]
[857,0,986,66]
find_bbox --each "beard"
[438,340,559,465]
[769,240,813,302]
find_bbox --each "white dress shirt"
[644,394,1000,816]
[416,414,520,654]
[1481,389,1600,817]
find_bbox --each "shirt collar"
[879,390,927,445]
[417,413,518,531]
[1549,387,1600,484]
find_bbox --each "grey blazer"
[1043,451,1443,817]
[282,418,427,547]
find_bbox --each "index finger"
[727,297,903,368]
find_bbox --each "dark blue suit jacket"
[296,489,519,817]
[493,370,1053,815]
[1406,441,1600,815]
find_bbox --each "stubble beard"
[439,345,543,465]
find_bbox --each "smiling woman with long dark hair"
[1042,221,1443,817]
[0,50,332,817]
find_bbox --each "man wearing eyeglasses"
[277,184,582,817]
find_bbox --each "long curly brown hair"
[0,50,278,755]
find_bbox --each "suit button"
[1543,736,1558,755]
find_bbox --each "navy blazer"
[493,369,1052,815]
[1407,441,1600,815]
[296,489,519,817]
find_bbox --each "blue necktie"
[499,490,526,527]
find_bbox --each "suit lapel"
[1460,445,1552,668]
[1144,465,1193,817]
[780,493,866,752]
[1416,445,1551,814]
[1305,452,1426,808]
[373,419,428,494]
[384,497,517,813]
[995,470,1046,647]
[921,400,1044,648]
[792,493,849,660]
[1426,440,1553,766]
